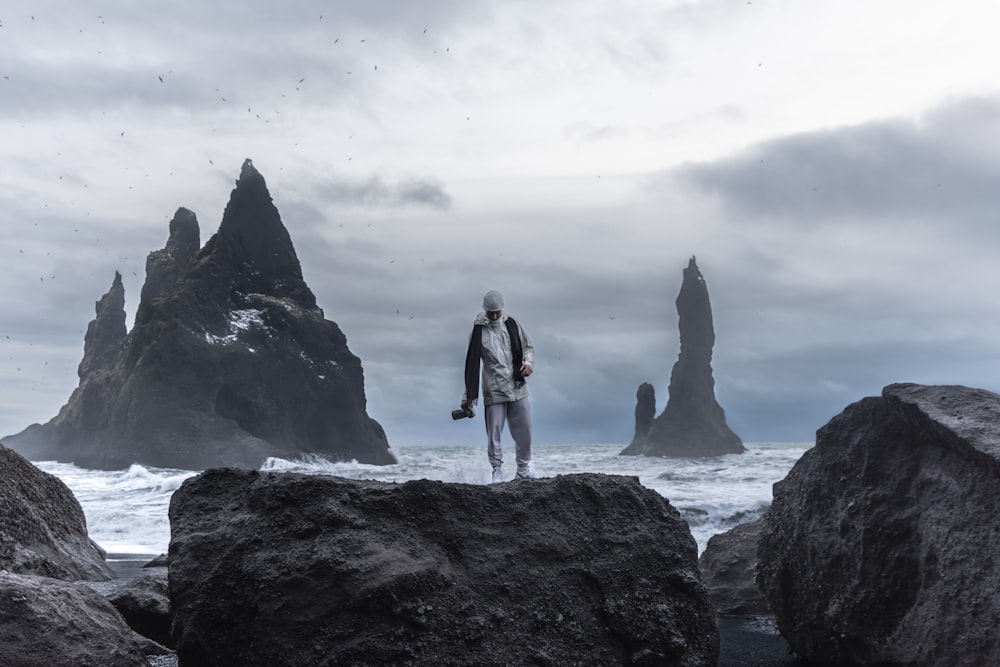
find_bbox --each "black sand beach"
[717,617,816,667]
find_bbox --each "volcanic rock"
[0,442,112,581]
[0,571,154,667]
[4,159,394,470]
[621,256,744,457]
[168,470,719,667]
[698,519,771,617]
[78,270,128,378]
[629,381,656,448]
[5,274,128,467]
[106,570,173,649]
[757,383,1000,666]
[135,206,199,326]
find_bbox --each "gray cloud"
[314,175,452,209]
[0,0,490,122]
[674,96,1000,227]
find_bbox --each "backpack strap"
[505,317,524,381]
[464,324,484,402]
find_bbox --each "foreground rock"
[0,442,112,580]
[169,471,719,666]
[0,571,152,667]
[622,256,743,457]
[5,159,394,470]
[758,383,1000,666]
[698,519,771,617]
[109,570,173,649]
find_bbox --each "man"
[461,289,537,483]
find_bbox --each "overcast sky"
[4,0,1000,451]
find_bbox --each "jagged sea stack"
[4,160,395,470]
[621,257,744,457]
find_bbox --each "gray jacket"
[463,312,535,406]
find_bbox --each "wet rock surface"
[0,571,151,667]
[0,442,112,581]
[699,519,771,617]
[168,470,719,667]
[758,383,1000,666]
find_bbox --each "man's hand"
[519,364,533,378]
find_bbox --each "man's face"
[486,310,502,321]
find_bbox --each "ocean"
[34,441,812,558]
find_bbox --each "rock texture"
[107,571,173,649]
[4,159,394,470]
[0,571,151,667]
[757,383,1000,666]
[698,519,771,617]
[168,470,719,667]
[621,256,744,457]
[0,442,112,581]
[136,206,199,326]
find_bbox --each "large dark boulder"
[168,470,719,667]
[0,442,112,581]
[757,383,1000,666]
[699,519,771,617]
[621,256,743,457]
[0,571,151,667]
[4,160,394,470]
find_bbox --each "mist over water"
[35,442,811,556]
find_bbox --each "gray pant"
[485,398,532,470]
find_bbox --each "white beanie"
[482,290,505,311]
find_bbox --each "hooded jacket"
[463,312,535,406]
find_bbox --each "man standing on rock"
[460,290,537,483]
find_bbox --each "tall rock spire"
[77,271,126,379]
[209,158,315,308]
[622,257,744,457]
[136,207,199,326]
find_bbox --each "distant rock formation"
[757,383,1000,666]
[698,519,771,617]
[168,471,720,666]
[629,382,656,448]
[621,256,744,457]
[4,160,394,470]
[0,442,112,581]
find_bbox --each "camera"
[451,404,475,420]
